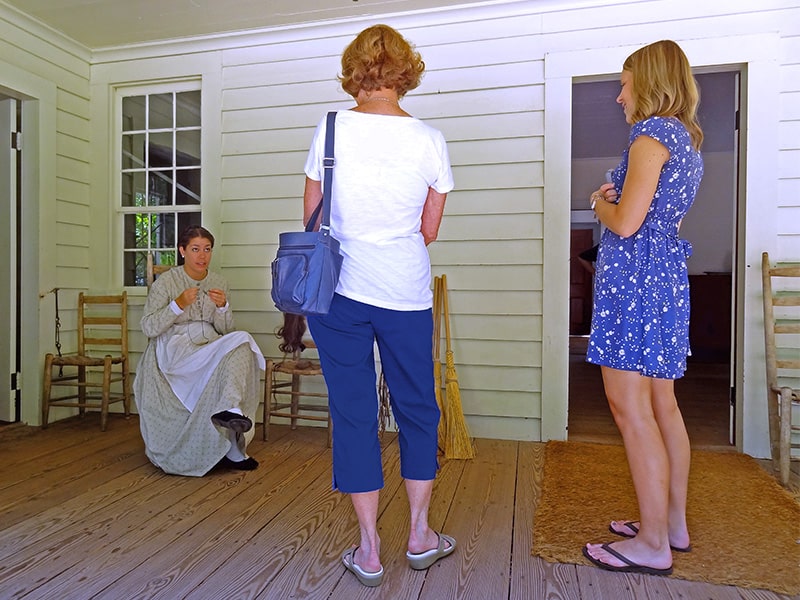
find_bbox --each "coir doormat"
[532,440,800,595]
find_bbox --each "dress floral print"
[586,116,704,379]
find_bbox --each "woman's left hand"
[590,183,618,207]
[207,288,227,308]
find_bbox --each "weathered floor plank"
[0,416,796,600]
[420,439,519,600]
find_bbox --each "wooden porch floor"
[0,416,797,600]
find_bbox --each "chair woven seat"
[50,354,126,367]
[273,359,323,375]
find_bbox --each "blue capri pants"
[307,294,440,494]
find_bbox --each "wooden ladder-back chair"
[42,292,130,431]
[761,252,800,486]
[263,314,331,447]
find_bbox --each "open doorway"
[567,71,739,449]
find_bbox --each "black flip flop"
[582,543,673,576]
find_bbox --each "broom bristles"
[434,366,447,455]
[444,351,475,459]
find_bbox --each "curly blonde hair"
[338,24,425,98]
[623,40,704,150]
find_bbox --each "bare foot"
[408,529,453,555]
[351,543,381,574]
[609,519,691,552]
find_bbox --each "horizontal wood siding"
[0,18,90,294]
[216,12,546,440]
[779,31,800,258]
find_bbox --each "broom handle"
[433,276,442,361]
[442,274,452,354]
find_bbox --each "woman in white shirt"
[303,24,455,588]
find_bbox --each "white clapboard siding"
[1,0,794,446]
[217,7,550,440]
[208,0,800,443]
[778,41,800,258]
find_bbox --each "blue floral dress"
[586,116,704,379]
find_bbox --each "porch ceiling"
[2,0,511,49]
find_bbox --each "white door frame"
[0,61,57,426]
[541,33,779,458]
[0,97,18,421]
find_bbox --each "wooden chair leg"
[101,356,112,432]
[768,389,781,472]
[290,374,300,430]
[122,356,131,418]
[78,365,87,418]
[778,387,792,487]
[263,359,274,441]
[42,353,54,429]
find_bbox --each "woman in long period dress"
[134,226,265,476]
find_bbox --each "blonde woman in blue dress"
[583,40,704,576]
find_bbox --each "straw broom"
[433,275,446,454]
[441,274,475,459]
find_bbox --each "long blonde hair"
[623,40,704,150]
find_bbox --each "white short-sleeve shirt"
[304,110,454,311]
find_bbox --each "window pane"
[176,168,201,205]
[148,171,173,206]
[122,132,145,170]
[152,213,176,248]
[149,93,173,130]
[153,250,177,266]
[124,213,151,249]
[149,132,173,168]
[176,129,200,166]
[121,171,147,207]
[124,250,146,287]
[176,91,200,128]
[122,96,146,132]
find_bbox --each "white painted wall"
[90,2,800,457]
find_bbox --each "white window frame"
[114,79,202,288]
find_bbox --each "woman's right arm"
[140,279,180,339]
[303,177,323,230]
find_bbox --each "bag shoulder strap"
[306,111,336,233]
